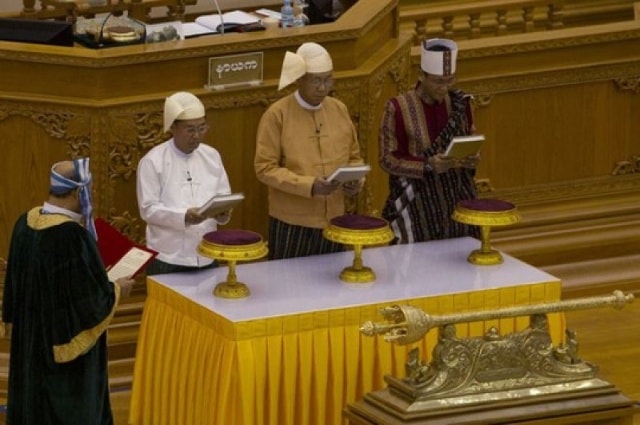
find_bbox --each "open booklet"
[326,164,371,183]
[94,218,157,281]
[443,134,485,159]
[183,10,261,38]
[197,192,245,217]
[106,247,155,282]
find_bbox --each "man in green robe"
[2,158,133,424]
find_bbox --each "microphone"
[178,0,186,22]
[187,171,192,182]
[316,123,322,134]
[212,0,224,35]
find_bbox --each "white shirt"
[136,139,232,266]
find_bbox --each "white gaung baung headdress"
[278,42,333,91]
[163,91,206,132]
[421,38,458,76]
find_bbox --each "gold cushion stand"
[452,199,520,265]
[323,215,394,283]
[197,229,268,298]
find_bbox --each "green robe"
[2,208,118,425]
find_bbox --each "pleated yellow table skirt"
[129,278,563,425]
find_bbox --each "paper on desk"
[194,10,260,32]
[183,22,217,38]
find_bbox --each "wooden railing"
[17,0,197,23]
[400,0,564,44]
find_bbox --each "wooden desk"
[128,237,564,425]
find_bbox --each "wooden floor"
[109,295,640,425]
[563,293,640,404]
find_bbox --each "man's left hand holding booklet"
[95,218,157,281]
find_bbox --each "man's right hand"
[116,277,135,298]
[185,207,207,225]
[312,178,340,196]
[430,154,456,174]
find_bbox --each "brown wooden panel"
[1,111,80,256]
[470,81,640,188]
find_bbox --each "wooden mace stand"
[344,385,636,425]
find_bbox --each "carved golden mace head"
[360,290,635,345]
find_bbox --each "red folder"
[94,217,156,278]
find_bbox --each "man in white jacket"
[137,91,232,274]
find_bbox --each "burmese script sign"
[207,52,263,90]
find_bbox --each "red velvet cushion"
[330,214,388,230]
[458,199,515,212]
[203,229,262,245]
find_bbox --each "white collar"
[42,202,83,222]
[169,138,196,158]
[294,91,323,111]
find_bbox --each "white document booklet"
[444,134,485,159]
[197,192,245,217]
[327,164,371,183]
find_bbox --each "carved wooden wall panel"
[468,80,640,189]
[0,102,89,256]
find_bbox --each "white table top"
[149,237,559,322]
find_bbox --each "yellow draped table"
[128,237,564,425]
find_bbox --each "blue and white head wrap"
[50,157,97,239]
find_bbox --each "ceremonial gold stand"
[323,215,394,283]
[197,230,268,298]
[452,199,520,265]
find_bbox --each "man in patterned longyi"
[379,38,480,244]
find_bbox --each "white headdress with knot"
[163,91,206,132]
[278,42,333,91]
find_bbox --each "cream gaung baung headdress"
[277,42,333,91]
[163,91,206,132]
